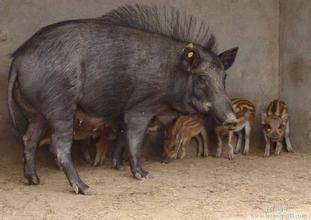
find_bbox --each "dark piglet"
[8,4,238,194]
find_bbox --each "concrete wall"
[280,0,311,152]
[0,0,281,163]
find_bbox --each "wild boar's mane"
[100,4,217,53]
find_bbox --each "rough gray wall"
[280,0,311,152]
[0,0,279,162]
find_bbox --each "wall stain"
[288,56,305,85]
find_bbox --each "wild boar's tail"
[8,63,17,128]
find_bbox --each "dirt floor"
[0,146,311,219]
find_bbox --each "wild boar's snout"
[224,112,238,128]
[212,96,237,126]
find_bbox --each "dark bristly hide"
[8,4,238,194]
[100,4,217,53]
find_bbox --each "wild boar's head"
[180,43,239,125]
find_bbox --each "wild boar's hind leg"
[49,118,95,195]
[125,111,153,180]
[23,121,46,185]
[44,99,95,195]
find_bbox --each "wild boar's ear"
[181,43,201,71]
[218,47,239,70]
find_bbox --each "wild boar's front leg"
[125,111,153,180]
[112,131,127,170]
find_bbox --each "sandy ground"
[0,148,311,220]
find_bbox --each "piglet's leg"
[79,140,92,164]
[264,134,271,157]
[215,129,223,158]
[201,128,208,157]
[228,131,234,160]
[234,131,243,154]
[93,137,108,166]
[275,141,283,156]
[177,145,187,159]
[243,122,251,155]
[194,136,202,158]
[285,121,294,152]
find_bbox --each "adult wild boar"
[8,4,238,194]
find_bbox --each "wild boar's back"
[10,4,217,119]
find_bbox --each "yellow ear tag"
[186,43,194,49]
[182,43,194,52]
[187,52,194,58]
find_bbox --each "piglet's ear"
[281,112,289,122]
[261,112,267,124]
[218,47,238,70]
[181,43,201,72]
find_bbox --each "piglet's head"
[262,112,288,142]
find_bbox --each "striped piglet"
[162,115,208,163]
[262,100,294,157]
[215,98,255,160]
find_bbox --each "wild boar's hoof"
[112,158,125,170]
[72,184,97,195]
[24,174,40,185]
[132,168,151,180]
